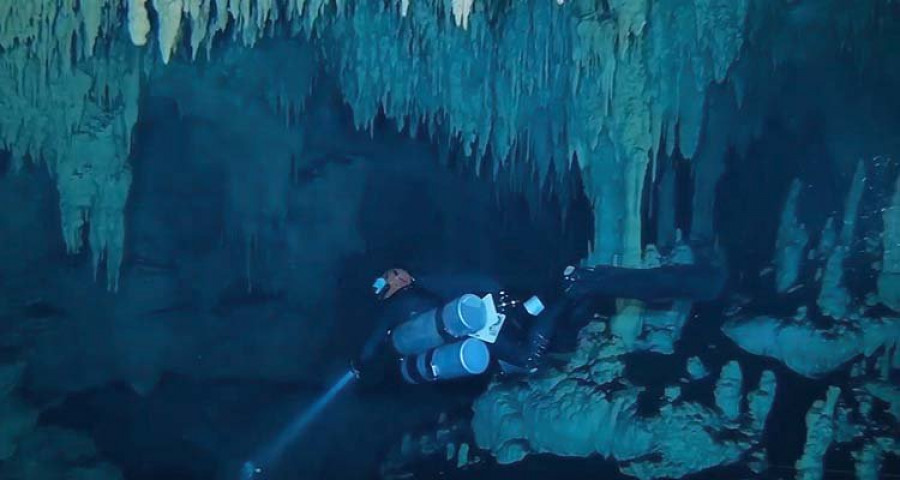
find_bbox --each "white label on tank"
[470,294,505,343]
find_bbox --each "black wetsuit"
[354,262,727,385]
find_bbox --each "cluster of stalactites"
[0,1,141,291]
[0,0,119,65]
[129,0,517,65]
[0,0,755,289]
[131,0,335,63]
[326,0,755,266]
[0,0,335,70]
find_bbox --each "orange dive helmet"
[372,268,415,300]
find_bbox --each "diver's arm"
[352,298,407,380]
[353,287,440,382]
[352,339,393,384]
[357,322,390,363]
[352,317,403,387]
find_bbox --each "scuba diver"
[351,257,727,386]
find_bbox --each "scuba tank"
[390,294,488,356]
[389,293,492,384]
[399,338,491,384]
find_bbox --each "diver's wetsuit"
[354,262,727,385]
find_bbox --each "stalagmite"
[878,170,900,311]
[808,358,900,480]
[849,382,900,480]
[664,386,681,402]
[818,160,864,319]
[747,371,776,431]
[795,386,841,480]
[864,382,900,422]
[775,179,809,293]
[816,217,836,259]
[854,442,884,480]
[714,361,742,422]
[687,356,709,380]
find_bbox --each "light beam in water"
[242,369,357,479]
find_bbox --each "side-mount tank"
[391,294,488,356]
[399,338,491,384]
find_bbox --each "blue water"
[243,370,357,479]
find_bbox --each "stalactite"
[127,0,152,46]
[153,0,184,64]
[0,11,140,291]
[323,0,756,276]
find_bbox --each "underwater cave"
[0,1,898,479]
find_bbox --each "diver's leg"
[565,262,727,303]
[495,295,591,372]
[523,299,573,366]
[492,329,531,370]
